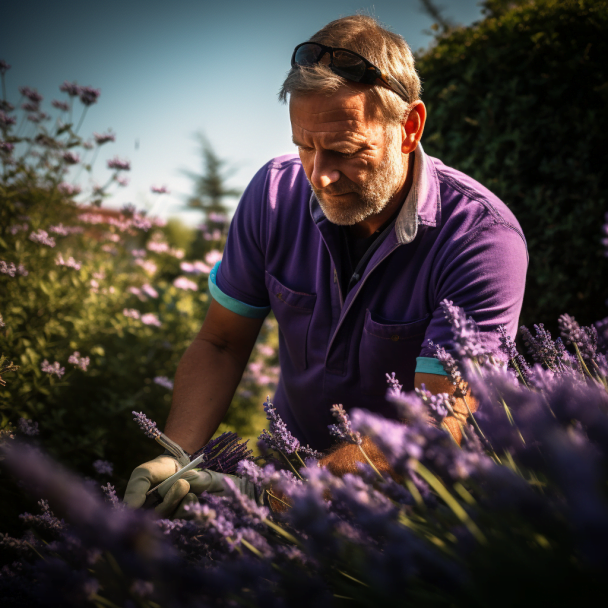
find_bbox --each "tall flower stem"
[278,449,303,481]
[74,106,89,134]
[357,444,384,482]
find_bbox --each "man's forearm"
[163,336,248,454]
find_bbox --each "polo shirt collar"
[310,142,441,245]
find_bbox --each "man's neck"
[349,151,415,239]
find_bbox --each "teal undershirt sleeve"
[208,261,271,319]
[415,357,449,376]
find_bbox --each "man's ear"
[401,100,427,154]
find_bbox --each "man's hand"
[124,454,181,510]
[124,456,261,518]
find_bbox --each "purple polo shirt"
[211,144,527,451]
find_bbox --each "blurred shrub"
[417,0,608,331]
[0,72,277,522]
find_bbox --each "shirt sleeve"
[419,215,528,359]
[213,162,273,311]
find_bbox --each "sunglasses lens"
[293,44,325,67]
[331,50,367,80]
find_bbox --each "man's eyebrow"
[291,136,305,147]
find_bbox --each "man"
[125,15,527,515]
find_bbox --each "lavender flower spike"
[132,411,160,439]
[131,411,190,465]
[328,404,362,445]
[259,397,300,454]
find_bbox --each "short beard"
[312,129,404,226]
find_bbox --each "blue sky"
[2,0,484,225]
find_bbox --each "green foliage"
[417,0,608,331]
[0,80,278,528]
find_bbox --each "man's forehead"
[289,92,379,141]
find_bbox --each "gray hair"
[278,15,421,125]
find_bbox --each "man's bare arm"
[319,372,479,477]
[163,299,265,454]
[414,372,478,445]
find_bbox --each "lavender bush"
[2,298,608,606]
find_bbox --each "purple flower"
[498,325,531,384]
[92,460,113,476]
[60,81,81,97]
[62,151,80,165]
[93,130,115,145]
[0,111,17,127]
[151,185,170,194]
[106,156,130,171]
[559,314,598,362]
[29,229,56,247]
[100,483,123,509]
[154,376,174,390]
[259,397,301,454]
[116,175,129,187]
[78,86,100,106]
[0,140,14,153]
[51,100,69,111]
[415,385,451,421]
[440,299,490,360]
[0,59,10,75]
[328,404,362,445]
[41,360,65,378]
[21,102,40,112]
[191,431,253,474]
[17,418,39,436]
[132,411,161,439]
[68,351,89,371]
[19,499,64,534]
[0,261,16,277]
[18,86,43,103]
[141,313,161,327]
[27,112,49,123]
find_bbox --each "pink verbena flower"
[94,130,115,145]
[0,261,16,277]
[150,185,170,194]
[68,351,89,371]
[29,230,56,247]
[204,250,222,266]
[41,360,65,378]
[123,308,140,320]
[154,376,174,390]
[107,156,131,171]
[62,151,80,165]
[60,81,81,96]
[141,313,161,327]
[79,86,100,106]
[173,276,197,291]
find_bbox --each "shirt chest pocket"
[359,309,431,395]
[265,272,317,372]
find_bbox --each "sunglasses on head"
[291,41,410,103]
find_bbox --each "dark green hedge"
[417,0,608,331]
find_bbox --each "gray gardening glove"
[124,454,184,514]
[124,455,262,519]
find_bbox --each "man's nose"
[310,152,340,189]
